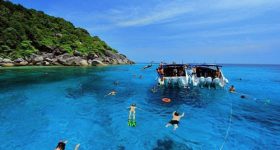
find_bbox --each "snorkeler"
[143,62,153,70]
[128,104,137,120]
[151,86,157,93]
[127,104,137,127]
[229,85,235,93]
[55,141,66,150]
[107,90,117,96]
[55,141,80,150]
[113,81,119,86]
[165,111,185,131]
[143,64,152,69]
[127,104,143,127]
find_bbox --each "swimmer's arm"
[74,144,80,150]
[180,113,185,117]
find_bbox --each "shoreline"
[0,50,134,68]
[0,63,135,70]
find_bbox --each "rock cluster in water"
[0,48,134,67]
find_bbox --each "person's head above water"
[174,112,179,116]
[56,141,66,150]
[231,85,234,88]
[131,104,136,107]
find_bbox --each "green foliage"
[10,40,38,59]
[0,0,118,59]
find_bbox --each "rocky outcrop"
[14,58,29,66]
[88,59,106,66]
[0,47,134,67]
[0,58,15,67]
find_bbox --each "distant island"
[0,0,134,67]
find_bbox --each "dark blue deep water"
[0,64,279,150]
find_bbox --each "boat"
[189,64,229,89]
[157,63,189,87]
[157,63,228,89]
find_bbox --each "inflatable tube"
[162,98,171,103]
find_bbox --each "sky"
[10,0,280,64]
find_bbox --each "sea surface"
[0,64,279,150]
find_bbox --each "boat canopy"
[162,64,188,68]
[190,64,222,68]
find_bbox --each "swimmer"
[113,81,119,86]
[74,144,80,150]
[128,104,137,120]
[229,85,235,93]
[55,141,80,150]
[143,62,153,70]
[143,64,152,70]
[165,111,184,131]
[127,104,143,119]
[151,86,157,93]
[264,99,271,105]
[55,141,66,150]
[107,90,117,96]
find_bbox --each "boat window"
[163,66,186,77]
[195,67,220,78]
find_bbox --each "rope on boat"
[219,98,233,150]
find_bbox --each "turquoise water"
[0,64,279,150]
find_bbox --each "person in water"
[229,85,235,93]
[55,141,80,150]
[143,63,153,69]
[240,95,246,99]
[107,90,117,96]
[113,81,119,86]
[128,104,137,120]
[166,111,185,131]
[151,86,157,93]
[216,68,221,78]
[55,141,66,150]
[157,66,164,81]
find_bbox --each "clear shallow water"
[0,64,279,150]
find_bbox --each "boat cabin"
[159,64,187,77]
[192,64,222,78]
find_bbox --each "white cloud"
[214,0,278,10]
[52,0,280,31]
[115,2,193,27]
[103,0,280,27]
